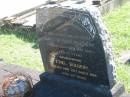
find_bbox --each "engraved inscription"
[49,46,98,81]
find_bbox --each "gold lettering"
[62,72,69,76]
[68,63,89,70]
[78,71,86,75]
[62,67,69,71]
[89,73,97,78]
[59,56,81,62]
[69,63,73,67]
[77,76,86,80]
[55,59,65,65]
[82,65,88,70]
[56,65,62,69]
[70,69,77,73]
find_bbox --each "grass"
[103,2,130,92]
[0,27,43,71]
[0,1,130,92]
[103,2,130,56]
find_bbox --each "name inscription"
[48,44,98,81]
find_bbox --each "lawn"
[103,2,130,92]
[0,28,43,71]
[0,2,130,92]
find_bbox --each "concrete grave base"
[30,72,130,97]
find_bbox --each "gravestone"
[34,1,129,97]
[37,8,116,88]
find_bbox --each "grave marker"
[35,1,129,97]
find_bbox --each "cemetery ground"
[0,1,130,93]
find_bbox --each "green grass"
[0,27,43,71]
[103,2,130,92]
[0,2,130,92]
[103,2,130,56]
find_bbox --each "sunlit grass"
[103,2,130,92]
[0,28,43,71]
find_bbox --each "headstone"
[34,1,129,97]
[38,7,116,89]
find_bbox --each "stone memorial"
[33,1,129,97]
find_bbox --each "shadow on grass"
[0,24,39,49]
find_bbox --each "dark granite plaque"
[38,10,111,87]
